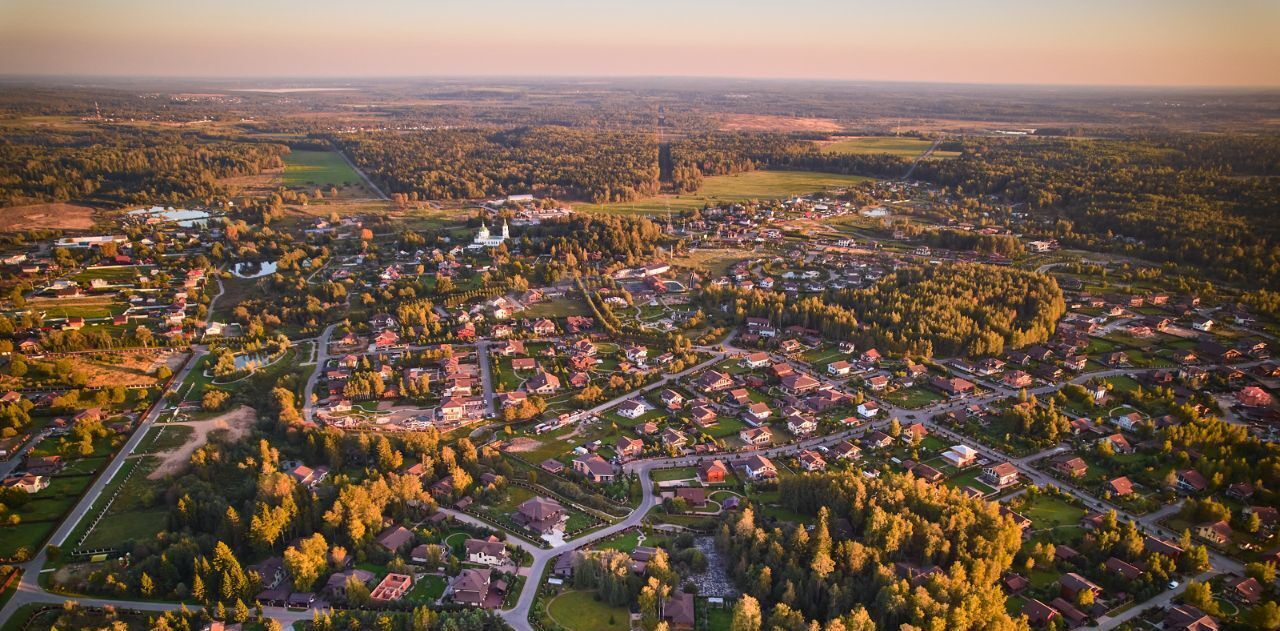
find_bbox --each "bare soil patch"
[148,405,255,479]
[0,203,97,231]
[80,351,188,388]
[503,437,541,453]
[719,113,842,133]
[219,167,283,197]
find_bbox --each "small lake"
[233,352,269,371]
[232,261,278,278]
[128,206,214,228]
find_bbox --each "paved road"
[0,345,204,625]
[331,144,390,201]
[302,323,338,423]
[475,340,496,417]
[497,462,659,630]
[0,429,52,478]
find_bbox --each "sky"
[1,0,1278,87]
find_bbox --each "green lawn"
[705,600,734,631]
[406,574,447,604]
[596,530,643,552]
[0,522,52,558]
[283,149,363,188]
[136,424,194,454]
[546,590,630,631]
[883,386,946,409]
[1018,494,1086,529]
[584,170,873,215]
[81,507,167,549]
[35,301,127,319]
[651,467,699,482]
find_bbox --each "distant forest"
[0,127,286,207]
[699,262,1066,358]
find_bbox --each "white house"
[616,399,651,420]
[941,445,979,468]
[857,401,880,419]
[827,360,852,376]
[465,536,509,566]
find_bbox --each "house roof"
[465,536,507,559]
[663,591,695,627]
[376,526,414,551]
[518,497,564,520]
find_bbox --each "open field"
[667,247,760,276]
[30,296,126,319]
[818,136,937,157]
[582,170,873,216]
[149,406,256,479]
[0,202,97,231]
[79,351,187,389]
[718,113,842,133]
[283,149,363,188]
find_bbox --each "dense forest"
[700,262,1065,357]
[0,127,286,206]
[911,134,1280,285]
[717,473,1026,630]
[334,127,660,202]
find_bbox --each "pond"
[232,261,278,278]
[127,206,214,228]
[233,352,269,371]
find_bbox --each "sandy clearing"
[503,437,541,453]
[0,202,97,231]
[148,406,256,479]
[719,113,842,133]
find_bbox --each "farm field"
[819,136,936,157]
[584,170,873,216]
[0,202,97,231]
[283,149,363,188]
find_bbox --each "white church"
[471,220,510,248]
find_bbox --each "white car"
[1169,580,1180,589]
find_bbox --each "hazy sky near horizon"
[2,0,1278,86]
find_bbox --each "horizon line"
[1,73,1278,92]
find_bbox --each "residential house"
[376,526,415,553]
[616,399,651,420]
[617,437,644,459]
[797,450,827,472]
[1177,469,1208,493]
[572,454,616,483]
[983,462,1019,488]
[741,454,777,480]
[527,371,561,395]
[740,352,770,369]
[1196,520,1232,545]
[1058,573,1101,601]
[698,460,728,484]
[1108,476,1135,497]
[465,536,509,566]
[513,497,567,535]
[450,568,491,607]
[739,426,772,447]
[1053,456,1088,478]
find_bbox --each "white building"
[472,220,510,248]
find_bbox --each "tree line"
[699,262,1065,358]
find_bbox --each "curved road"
[1,318,1258,629]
